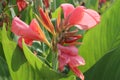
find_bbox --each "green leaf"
[2,26,31,80]
[79,0,120,72]
[22,39,63,80]
[0,56,11,80]
[2,26,76,80]
[59,75,76,80]
[52,7,61,19]
[85,45,120,80]
[0,43,5,59]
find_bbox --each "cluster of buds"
[11,3,100,80]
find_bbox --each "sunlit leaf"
[85,45,120,80]
[52,7,61,19]
[59,75,76,80]
[79,0,120,72]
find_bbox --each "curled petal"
[76,9,100,30]
[61,4,74,19]
[58,44,78,56]
[12,17,39,40]
[18,37,33,48]
[58,44,85,79]
[69,66,84,80]
[58,50,70,71]
[68,6,84,25]
[12,17,29,36]
[69,56,85,67]
[17,0,27,11]
[30,19,46,40]
[12,17,50,46]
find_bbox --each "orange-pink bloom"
[17,0,27,11]
[61,3,100,30]
[12,17,50,48]
[58,44,85,80]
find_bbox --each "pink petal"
[29,19,50,45]
[12,17,41,40]
[57,44,78,56]
[76,9,100,30]
[68,6,84,25]
[69,66,84,80]
[18,37,33,48]
[29,19,43,40]
[61,4,75,19]
[58,50,70,71]
[39,7,50,26]
[69,56,85,67]
[12,17,29,36]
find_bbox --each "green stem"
[52,35,58,71]
[52,50,58,70]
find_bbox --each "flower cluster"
[11,3,100,80]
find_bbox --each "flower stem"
[52,50,58,70]
[52,35,58,71]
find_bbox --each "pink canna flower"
[61,3,100,30]
[12,17,50,48]
[17,0,27,11]
[58,44,85,80]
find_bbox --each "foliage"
[0,0,120,80]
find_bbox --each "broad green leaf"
[79,0,120,72]
[22,40,63,80]
[85,45,120,80]
[0,56,11,80]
